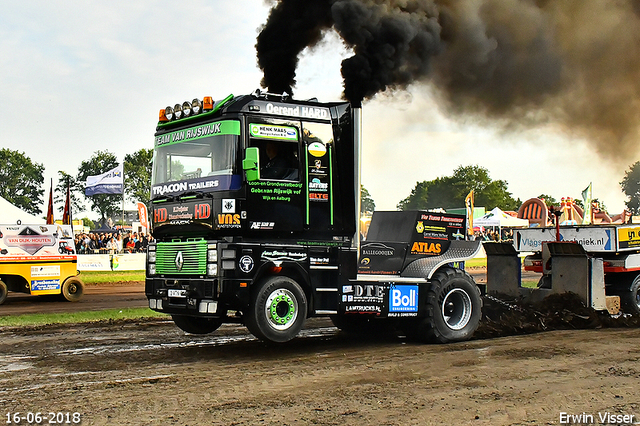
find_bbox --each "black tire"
[172,315,223,334]
[0,279,7,305]
[621,275,640,316]
[245,276,307,343]
[61,277,84,302]
[415,268,482,343]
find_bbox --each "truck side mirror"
[243,147,260,182]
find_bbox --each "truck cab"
[146,90,483,343]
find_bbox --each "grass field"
[79,270,145,284]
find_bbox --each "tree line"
[3,146,640,220]
[0,148,151,223]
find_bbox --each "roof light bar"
[157,95,226,123]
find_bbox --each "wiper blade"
[179,191,207,199]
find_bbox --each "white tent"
[0,196,44,224]
[474,207,529,228]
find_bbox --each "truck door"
[303,121,335,232]
[245,120,305,232]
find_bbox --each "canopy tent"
[0,196,44,224]
[473,207,529,228]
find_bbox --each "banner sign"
[0,224,75,260]
[155,120,241,148]
[85,164,124,196]
[137,202,149,230]
[151,174,241,198]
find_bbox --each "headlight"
[173,103,183,119]
[207,264,218,276]
[148,251,156,263]
[182,101,192,117]
[191,98,203,114]
[164,105,174,121]
[208,249,217,262]
[148,263,156,275]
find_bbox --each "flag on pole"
[62,181,72,225]
[137,202,149,231]
[581,182,593,225]
[45,179,54,224]
[85,164,124,196]
[465,190,474,236]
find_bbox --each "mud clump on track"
[477,292,640,339]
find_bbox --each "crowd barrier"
[77,253,146,271]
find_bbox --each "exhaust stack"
[353,106,362,256]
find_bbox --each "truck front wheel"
[0,279,7,305]
[246,276,307,343]
[418,268,482,343]
[61,277,84,302]
[621,275,640,316]
[172,315,223,334]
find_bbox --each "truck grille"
[156,240,207,275]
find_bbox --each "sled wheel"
[0,279,7,305]
[621,275,640,316]
[419,268,482,343]
[61,277,84,302]
[171,315,223,334]
[246,276,307,343]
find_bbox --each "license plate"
[168,289,187,298]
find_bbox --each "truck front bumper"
[145,277,250,316]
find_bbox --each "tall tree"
[397,165,519,211]
[0,148,45,215]
[537,194,558,207]
[77,150,120,224]
[361,185,375,214]
[54,171,84,214]
[621,161,640,215]
[124,148,153,204]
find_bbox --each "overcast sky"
[1,1,634,219]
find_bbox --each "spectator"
[116,234,123,253]
[132,232,139,251]
[105,237,118,254]
[125,238,136,253]
[139,233,148,251]
[122,232,131,252]
[88,234,99,252]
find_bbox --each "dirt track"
[2,270,640,425]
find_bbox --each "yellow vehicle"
[0,224,83,305]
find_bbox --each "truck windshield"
[151,120,241,198]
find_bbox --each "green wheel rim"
[265,288,298,330]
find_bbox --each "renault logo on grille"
[175,251,184,271]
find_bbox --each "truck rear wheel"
[245,276,307,343]
[172,315,223,334]
[621,275,640,316]
[0,279,7,305]
[61,277,84,302]
[418,268,482,343]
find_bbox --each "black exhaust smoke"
[257,0,640,162]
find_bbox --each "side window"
[248,122,300,181]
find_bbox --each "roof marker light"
[203,96,213,111]
[159,109,169,122]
